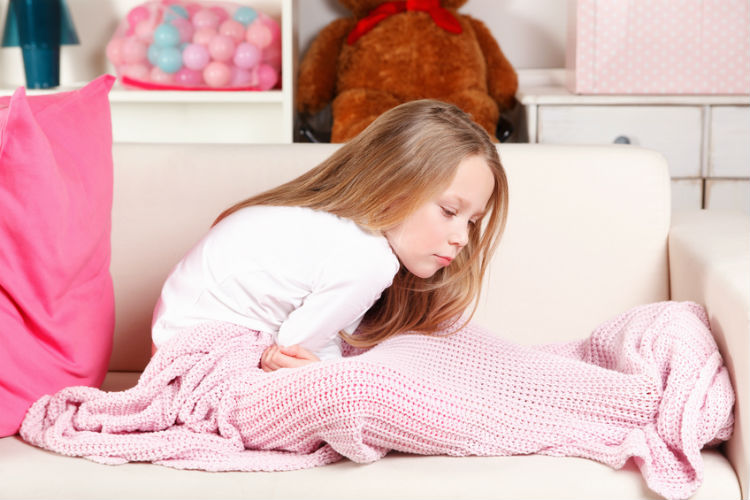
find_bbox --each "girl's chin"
[405,265,440,279]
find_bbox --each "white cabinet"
[538,105,702,177]
[706,179,750,211]
[671,178,704,211]
[710,106,750,178]
[518,70,750,214]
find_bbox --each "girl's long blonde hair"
[214,100,509,347]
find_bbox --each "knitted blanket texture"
[20,301,734,500]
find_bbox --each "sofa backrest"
[110,144,671,371]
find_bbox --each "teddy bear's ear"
[339,0,394,18]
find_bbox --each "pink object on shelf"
[203,60,231,86]
[108,1,282,91]
[566,0,750,95]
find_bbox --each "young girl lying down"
[150,99,508,370]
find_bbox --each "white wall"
[0,0,567,88]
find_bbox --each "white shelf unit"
[516,70,750,213]
[108,87,291,144]
[110,0,296,144]
[0,0,297,144]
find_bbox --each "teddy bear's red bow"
[347,0,463,45]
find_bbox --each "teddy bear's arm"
[466,15,518,111]
[297,18,357,114]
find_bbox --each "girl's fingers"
[260,345,279,371]
[279,344,319,361]
[278,344,299,357]
[261,344,319,372]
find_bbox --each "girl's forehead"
[439,156,494,208]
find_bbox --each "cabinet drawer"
[538,106,702,177]
[671,178,703,211]
[705,179,750,214]
[710,106,750,178]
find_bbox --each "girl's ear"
[380,193,416,225]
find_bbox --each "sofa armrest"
[669,209,749,499]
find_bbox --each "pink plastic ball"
[233,42,260,69]
[192,27,216,45]
[135,19,156,42]
[174,67,203,86]
[171,17,194,44]
[219,19,245,44]
[231,66,254,86]
[262,43,281,71]
[184,3,202,19]
[203,61,231,87]
[121,37,148,64]
[192,8,220,29]
[123,63,150,81]
[182,43,210,70]
[106,37,125,66]
[208,34,236,62]
[245,21,276,49]
[254,63,278,90]
[127,6,150,29]
[150,66,175,84]
[248,14,280,46]
[209,6,229,24]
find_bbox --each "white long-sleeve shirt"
[151,205,400,360]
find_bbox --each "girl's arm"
[276,255,396,357]
[262,245,396,372]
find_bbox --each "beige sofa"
[0,143,747,500]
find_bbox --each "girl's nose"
[449,224,469,248]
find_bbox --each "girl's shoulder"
[207,205,399,285]
[220,205,393,256]
[226,205,370,239]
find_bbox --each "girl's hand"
[260,344,320,372]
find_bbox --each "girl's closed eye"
[441,206,457,218]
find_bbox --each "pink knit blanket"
[20,301,734,500]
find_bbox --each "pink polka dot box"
[107,1,281,91]
[567,0,749,95]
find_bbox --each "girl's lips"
[435,255,453,266]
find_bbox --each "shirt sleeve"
[276,243,398,353]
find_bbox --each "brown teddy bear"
[297,0,518,142]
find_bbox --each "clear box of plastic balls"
[106,1,281,90]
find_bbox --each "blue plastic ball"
[147,44,161,66]
[153,23,180,48]
[156,46,183,73]
[164,5,189,21]
[233,6,258,26]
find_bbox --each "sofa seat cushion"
[0,371,737,500]
[0,433,738,499]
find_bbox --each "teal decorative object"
[1,0,79,88]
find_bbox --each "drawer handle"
[613,135,631,145]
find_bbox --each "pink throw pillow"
[0,75,116,437]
